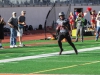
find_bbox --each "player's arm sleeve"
[56,20,59,28]
[56,23,59,30]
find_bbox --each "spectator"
[8,12,18,48]
[75,13,85,42]
[95,11,100,41]
[17,11,26,47]
[0,15,6,49]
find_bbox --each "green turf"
[0,40,100,59]
[0,39,100,74]
[0,50,100,74]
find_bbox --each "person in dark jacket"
[56,12,78,55]
[0,15,6,49]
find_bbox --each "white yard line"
[0,47,100,63]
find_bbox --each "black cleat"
[74,49,78,55]
[59,49,63,55]
[75,50,78,55]
[75,51,78,55]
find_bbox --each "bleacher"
[0,0,100,7]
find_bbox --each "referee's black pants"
[58,32,78,54]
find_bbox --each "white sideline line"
[0,47,100,63]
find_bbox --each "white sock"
[0,43,2,46]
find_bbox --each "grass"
[0,38,100,74]
[2,39,53,46]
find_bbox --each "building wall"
[0,6,100,28]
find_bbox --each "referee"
[56,12,78,55]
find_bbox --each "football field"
[0,39,100,75]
